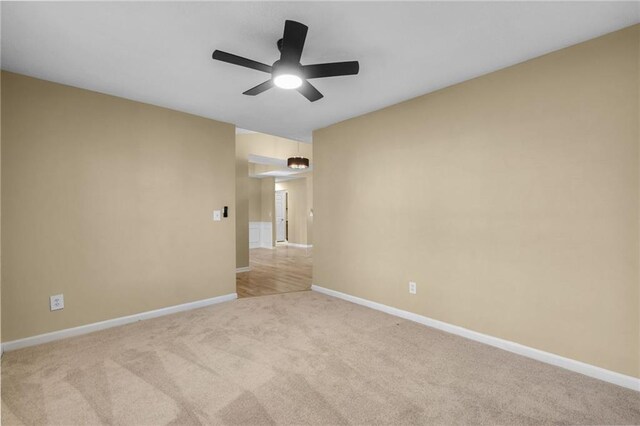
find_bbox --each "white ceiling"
[2,2,639,142]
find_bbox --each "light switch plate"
[213,210,221,221]
[50,294,64,311]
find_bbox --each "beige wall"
[235,132,312,266]
[248,176,275,225]
[314,26,640,378]
[235,137,250,268]
[276,176,312,245]
[306,174,313,246]
[248,177,262,222]
[239,133,312,160]
[1,68,2,349]
[261,177,275,244]
[1,72,236,342]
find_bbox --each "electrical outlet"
[50,294,64,311]
[409,281,417,295]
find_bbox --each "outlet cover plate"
[50,294,64,311]
[409,281,417,294]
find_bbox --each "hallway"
[236,245,312,298]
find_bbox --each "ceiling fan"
[212,20,359,102]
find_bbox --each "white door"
[275,190,287,242]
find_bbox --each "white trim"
[260,222,273,248]
[311,285,639,392]
[284,242,313,248]
[249,221,262,249]
[2,293,238,352]
[236,266,251,273]
[249,221,273,249]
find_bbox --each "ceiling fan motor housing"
[272,60,300,77]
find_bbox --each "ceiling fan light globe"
[274,74,303,89]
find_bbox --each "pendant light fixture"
[287,142,310,169]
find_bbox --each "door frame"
[275,189,288,242]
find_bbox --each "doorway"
[237,177,313,298]
[235,136,313,298]
[275,189,287,242]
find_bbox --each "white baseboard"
[2,292,238,352]
[284,242,313,248]
[236,266,251,273]
[311,285,639,392]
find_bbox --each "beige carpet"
[1,291,638,425]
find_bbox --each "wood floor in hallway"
[236,245,312,298]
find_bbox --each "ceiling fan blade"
[212,50,272,73]
[297,80,323,102]
[280,20,308,64]
[302,61,360,79]
[243,80,274,96]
